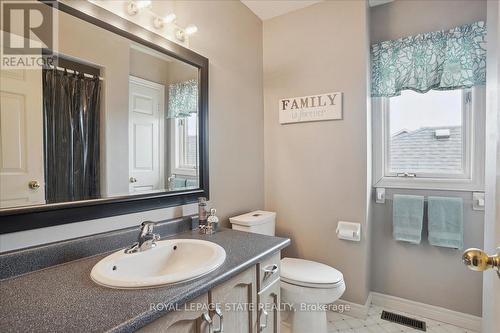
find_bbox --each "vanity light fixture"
[175,25,197,42]
[127,0,151,16]
[125,1,196,43]
[153,13,176,29]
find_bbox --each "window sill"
[373,176,484,192]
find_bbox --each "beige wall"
[129,48,170,85]
[369,0,487,316]
[263,0,371,304]
[172,0,265,224]
[167,61,198,84]
[371,189,484,315]
[0,1,264,251]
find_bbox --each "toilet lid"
[280,258,344,287]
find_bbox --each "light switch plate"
[472,192,485,211]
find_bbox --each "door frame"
[482,1,500,333]
[128,75,165,193]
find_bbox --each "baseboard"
[370,292,482,332]
[333,293,372,319]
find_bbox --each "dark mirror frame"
[0,0,209,234]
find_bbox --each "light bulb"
[127,1,138,15]
[153,17,164,29]
[136,0,151,9]
[175,29,185,41]
[127,0,151,15]
[185,25,198,35]
[164,13,176,24]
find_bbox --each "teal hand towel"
[173,177,187,189]
[392,194,424,244]
[186,179,197,187]
[428,196,464,249]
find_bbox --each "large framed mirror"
[0,0,209,233]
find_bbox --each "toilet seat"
[280,257,344,289]
[281,276,343,289]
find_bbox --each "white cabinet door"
[136,294,211,333]
[258,279,280,333]
[0,68,45,208]
[210,266,258,333]
[128,76,165,193]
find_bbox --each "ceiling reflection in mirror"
[0,7,200,209]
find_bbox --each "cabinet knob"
[129,177,137,183]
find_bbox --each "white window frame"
[372,87,485,191]
[169,116,198,177]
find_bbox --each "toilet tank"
[229,210,276,236]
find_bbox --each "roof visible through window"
[388,89,464,174]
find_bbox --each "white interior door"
[479,2,500,332]
[0,67,45,208]
[128,76,165,193]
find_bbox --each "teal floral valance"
[168,79,198,118]
[371,21,486,98]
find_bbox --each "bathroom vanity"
[139,252,282,333]
[0,219,289,332]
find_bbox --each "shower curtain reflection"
[42,68,102,203]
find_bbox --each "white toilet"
[230,211,346,333]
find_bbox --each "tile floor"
[325,305,478,333]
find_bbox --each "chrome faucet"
[125,221,160,254]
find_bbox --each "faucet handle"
[140,221,156,234]
[126,221,160,254]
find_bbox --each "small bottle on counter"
[207,208,219,232]
[198,197,208,226]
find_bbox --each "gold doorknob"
[462,248,500,277]
[129,177,137,183]
[28,180,40,190]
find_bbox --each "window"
[172,113,198,176]
[373,88,485,191]
[388,89,467,177]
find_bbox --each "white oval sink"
[90,239,226,289]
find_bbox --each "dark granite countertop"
[0,228,290,333]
